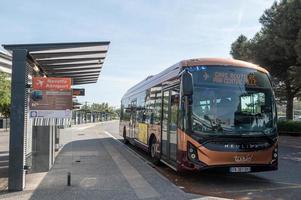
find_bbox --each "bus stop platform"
[0,122,206,200]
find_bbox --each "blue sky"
[0,0,274,107]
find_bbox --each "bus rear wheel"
[149,137,160,165]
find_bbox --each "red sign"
[32,77,71,91]
[72,88,85,96]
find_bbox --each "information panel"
[29,90,72,118]
[30,77,72,118]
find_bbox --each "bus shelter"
[2,41,110,191]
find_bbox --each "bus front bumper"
[178,160,278,173]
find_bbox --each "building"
[0,51,12,75]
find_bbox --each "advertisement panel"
[138,123,148,144]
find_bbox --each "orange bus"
[120,58,278,173]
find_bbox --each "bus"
[120,58,278,173]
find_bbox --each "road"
[0,121,202,200]
[0,121,300,199]
[103,121,301,200]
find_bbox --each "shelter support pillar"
[8,49,28,191]
[31,126,55,172]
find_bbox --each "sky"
[0,0,275,107]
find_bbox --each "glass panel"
[169,89,179,161]
[189,66,275,136]
[241,92,265,114]
[161,91,169,156]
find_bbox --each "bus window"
[241,92,265,114]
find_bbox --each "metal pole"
[67,172,71,186]
[8,49,28,191]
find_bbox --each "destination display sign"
[72,88,85,96]
[212,71,256,86]
[186,66,269,88]
[32,77,71,91]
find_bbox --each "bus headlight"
[273,147,278,159]
[271,146,278,164]
[188,142,198,162]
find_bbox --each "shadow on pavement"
[27,138,128,200]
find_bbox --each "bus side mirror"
[181,70,193,132]
[181,71,193,96]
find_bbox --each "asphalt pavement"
[101,121,301,200]
[0,121,301,200]
[0,121,208,200]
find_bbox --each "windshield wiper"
[192,113,240,134]
[204,114,225,132]
[192,114,238,144]
[192,114,211,129]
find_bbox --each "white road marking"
[75,124,97,131]
[104,131,117,140]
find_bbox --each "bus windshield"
[189,65,276,137]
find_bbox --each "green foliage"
[80,102,119,118]
[114,108,121,117]
[230,35,252,61]
[230,0,301,120]
[278,120,301,136]
[80,104,90,112]
[0,72,11,117]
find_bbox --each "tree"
[80,102,118,118]
[230,0,301,120]
[230,35,252,61]
[0,72,11,118]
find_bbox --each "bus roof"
[122,58,269,100]
[181,58,268,74]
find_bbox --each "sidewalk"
[0,123,201,200]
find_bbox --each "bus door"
[161,87,179,164]
[130,99,137,139]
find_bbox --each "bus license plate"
[230,167,251,173]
